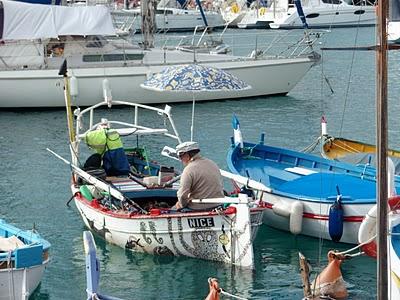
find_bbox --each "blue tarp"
[14,0,62,4]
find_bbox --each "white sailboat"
[268,0,376,29]
[0,0,320,108]
[112,1,225,33]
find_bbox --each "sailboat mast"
[376,0,389,297]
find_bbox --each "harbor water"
[0,26,395,299]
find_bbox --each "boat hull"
[113,9,225,32]
[226,141,391,244]
[322,136,400,160]
[269,5,376,29]
[0,219,50,300]
[74,196,264,265]
[0,52,316,108]
[0,261,49,300]
[262,193,370,244]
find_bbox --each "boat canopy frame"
[71,100,182,166]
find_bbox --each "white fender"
[289,201,303,235]
[272,200,303,235]
[358,204,377,245]
[102,78,112,104]
[272,201,291,217]
[321,116,327,136]
[70,76,79,97]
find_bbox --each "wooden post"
[376,0,389,298]
[299,252,312,298]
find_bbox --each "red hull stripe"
[265,203,364,223]
[74,193,265,219]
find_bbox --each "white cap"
[176,141,200,155]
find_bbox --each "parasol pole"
[58,59,75,144]
[190,91,195,141]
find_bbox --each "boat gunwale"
[226,142,383,204]
[74,192,266,220]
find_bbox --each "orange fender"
[205,278,220,300]
[313,251,348,299]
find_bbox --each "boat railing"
[74,100,182,146]
[0,30,321,71]
[159,29,321,59]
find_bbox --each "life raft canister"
[358,195,400,258]
[329,195,344,242]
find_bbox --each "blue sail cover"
[14,0,61,4]
[176,0,187,8]
[195,0,208,27]
[391,0,400,21]
[294,0,309,29]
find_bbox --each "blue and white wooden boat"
[0,219,50,300]
[83,231,123,300]
[226,117,400,244]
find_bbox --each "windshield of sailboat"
[61,36,116,57]
[0,41,45,68]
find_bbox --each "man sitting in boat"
[172,141,224,211]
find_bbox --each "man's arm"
[176,169,192,208]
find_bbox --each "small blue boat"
[83,231,123,300]
[0,219,50,299]
[227,116,400,244]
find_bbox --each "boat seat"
[284,167,317,176]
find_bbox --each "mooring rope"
[219,288,248,300]
[301,136,321,153]
[7,250,15,300]
[333,234,377,258]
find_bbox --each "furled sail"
[294,0,309,29]
[0,0,116,40]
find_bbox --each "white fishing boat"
[268,0,376,29]
[49,71,265,267]
[0,219,51,300]
[0,0,320,108]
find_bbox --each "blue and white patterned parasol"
[140,64,251,92]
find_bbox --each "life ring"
[358,195,400,258]
[259,7,266,16]
[230,3,239,13]
[358,204,377,258]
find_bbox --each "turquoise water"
[0,27,391,299]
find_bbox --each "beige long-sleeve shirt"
[177,154,224,210]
